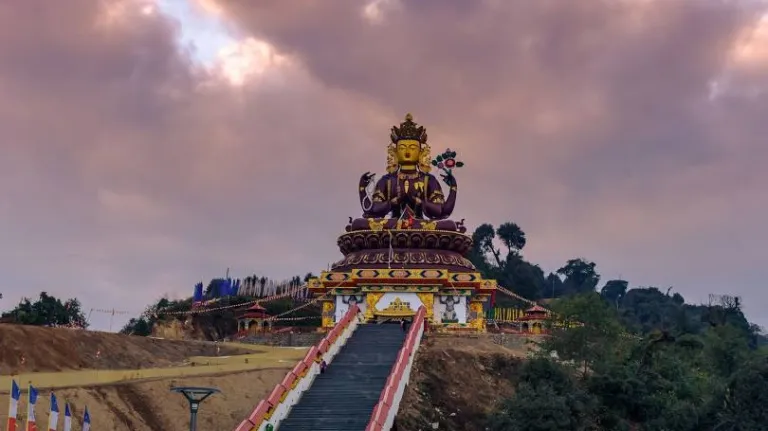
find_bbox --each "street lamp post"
[171,386,221,431]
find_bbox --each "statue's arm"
[423,174,457,219]
[368,176,394,217]
[359,172,375,215]
[440,172,457,218]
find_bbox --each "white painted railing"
[365,306,427,431]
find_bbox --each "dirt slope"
[396,335,527,431]
[0,324,252,375]
[0,369,286,431]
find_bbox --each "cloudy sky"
[1,0,766,331]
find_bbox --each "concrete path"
[0,345,308,391]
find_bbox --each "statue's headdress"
[390,113,428,144]
[387,113,431,173]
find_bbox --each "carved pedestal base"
[311,269,494,332]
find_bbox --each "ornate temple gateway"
[308,114,497,331]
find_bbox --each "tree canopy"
[489,292,767,430]
[470,220,766,429]
[1,291,88,328]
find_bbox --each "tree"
[504,255,546,301]
[488,358,597,431]
[121,317,153,336]
[557,259,600,295]
[1,292,88,328]
[544,273,565,299]
[600,279,628,310]
[715,360,768,429]
[541,292,625,376]
[496,222,526,255]
[473,223,502,267]
[468,222,548,300]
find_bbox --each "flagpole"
[109,308,115,332]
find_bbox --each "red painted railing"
[233,305,360,431]
[365,306,427,431]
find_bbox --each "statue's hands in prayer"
[441,171,457,188]
[406,187,423,205]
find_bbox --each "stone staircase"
[278,324,406,430]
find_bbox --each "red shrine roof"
[517,304,548,321]
[239,303,270,319]
[526,305,548,313]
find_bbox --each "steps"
[278,324,406,431]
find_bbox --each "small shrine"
[308,114,498,331]
[518,304,549,334]
[237,304,271,334]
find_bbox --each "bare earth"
[395,334,532,431]
[0,324,252,375]
[0,324,302,431]
[0,370,288,431]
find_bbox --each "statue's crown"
[390,113,428,145]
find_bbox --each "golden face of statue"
[396,139,421,166]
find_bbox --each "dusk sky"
[1,0,767,331]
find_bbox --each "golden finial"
[405,113,413,122]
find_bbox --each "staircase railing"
[365,306,427,431]
[234,305,361,431]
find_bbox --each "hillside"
[0,369,287,431]
[0,331,532,431]
[0,324,252,375]
[396,334,532,431]
[0,323,301,430]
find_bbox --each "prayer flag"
[81,408,90,431]
[47,393,58,431]
[62,405,71,431]
[26,385,38,431]
[5,380,21,431]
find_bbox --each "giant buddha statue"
[310,113,495,332]
[335,114,474,272]
[358,113,457,220]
